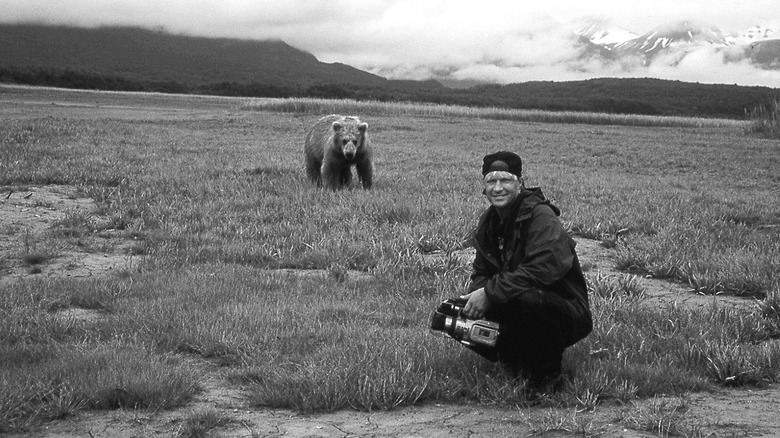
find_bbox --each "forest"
[3,65,778,119]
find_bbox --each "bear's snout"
[343,140,357,159]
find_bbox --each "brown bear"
[304,115,373,190]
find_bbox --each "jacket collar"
[481,187,558,226]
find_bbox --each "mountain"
[576,20,638,46]
[0,23,777,119]
[745,39,780,68]
[612,21,732,55]
[576,20,780,68]
[0,24,389,88]
[467,77,780,117]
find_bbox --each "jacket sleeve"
[468,247,492,293]
[484,205,575,304]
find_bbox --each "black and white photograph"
[1,1,779,437]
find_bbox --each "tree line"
[1,66,777,120]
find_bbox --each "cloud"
[543,0,780,34]
[1,0,779,88]
[645,46,780,87]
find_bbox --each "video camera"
[430,297,500,349]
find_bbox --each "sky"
[3,0,780,88]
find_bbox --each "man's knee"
[492,290,551,321]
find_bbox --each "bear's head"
[332,119,368,161]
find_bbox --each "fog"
[2,0,779,87]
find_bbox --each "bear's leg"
[356,159,373,189]
[306,159,322,187]
[321,161,342,190]
[340,167,353,189]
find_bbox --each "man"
[460,151,593,390]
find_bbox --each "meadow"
[1,85,779,435]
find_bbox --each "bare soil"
[0,185,142,284]
[2,185,778,437]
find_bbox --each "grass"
[0,339,200,431]
[175,409,232,438]
[617,396,692,437]
[20,227,56,274]
[241,97,747,128]
[1,86,779,434]
[746,98,780,138]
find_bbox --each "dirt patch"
[2,185,778,437]
[0,185,143,285]
[574,238,757,311]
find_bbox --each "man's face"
[483,171,521,209]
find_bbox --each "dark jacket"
[468,187,592,344]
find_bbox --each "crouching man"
[460,151,593,392]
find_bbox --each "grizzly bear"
[304,115,373,190]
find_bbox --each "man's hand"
[460,288,489,319]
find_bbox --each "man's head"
[482,151,522,179]
[482,151,523,209]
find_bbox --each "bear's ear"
[332,121,343,131]
[358,122,368,133]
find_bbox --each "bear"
[303,115,373,190]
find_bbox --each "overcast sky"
[3,0,780,88]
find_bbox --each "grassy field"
[1,85,779,434]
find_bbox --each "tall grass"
[242,97,745,128]
[1,87,779,433]
[746,99,780,138]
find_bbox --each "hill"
[0,24,778,119]
[0,24,388,88]
[465,78,780,118]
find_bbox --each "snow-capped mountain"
[576,20,638,46]
[617,21,732,55]
[576,20,780,68]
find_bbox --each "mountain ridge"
[0,24,389,88]
[1,23,778,119]
[576,19,780,68]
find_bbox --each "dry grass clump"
[242,97,744,128]
[746,99,780,138]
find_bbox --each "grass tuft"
[618,396,690,436]
[746,99,780,139]
[175,409,231,438]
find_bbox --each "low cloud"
[354,38,780,88]
[645,46,779,87]
[1,0,778,88]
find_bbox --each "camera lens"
[430,311,447,330]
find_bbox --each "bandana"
[483,170,518,182]
[481,151,522,178]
